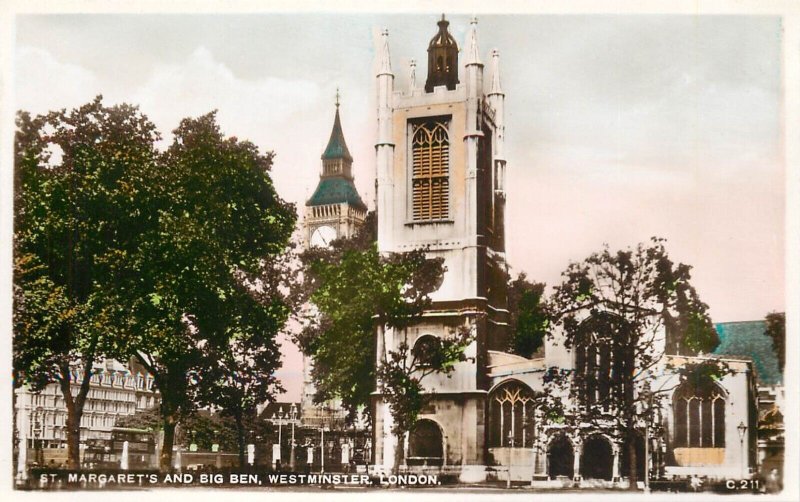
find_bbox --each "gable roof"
[714,320,782,385]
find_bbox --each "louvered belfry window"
[411,119,450,221]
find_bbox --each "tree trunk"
[160,418,177,472]
[58,358,94,470]
[627,429,639,491]
[235,413,246,469]
[392,432,404,475]
[65,405,83,469]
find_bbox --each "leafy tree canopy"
[507,273,548,358]
[547,237,722,489]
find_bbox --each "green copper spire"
[307,91,366,211]
[321,89,353,162]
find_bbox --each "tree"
[298,213,471,473]
[105,111,296,471]
[294,212,380,421]
[764,311,785,373]
[115,406,161,431]
[547,237,721,490]
[13,98,160,469]
[196,257,292,467]
[507,273,548,358]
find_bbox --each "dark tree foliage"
[13,97,160,469]
[115,406,161,431]
[195,255,294,467]
[178,413,239,453]
[764,311,785,373]
[101,111,296,471]
[507,273,548,358]
[546,237,723,490]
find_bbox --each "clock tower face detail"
[303,95,367,249]
[372,16,509,479]
[310,225,337,248]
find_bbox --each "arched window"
[673,380,726,448]
[411,120,450,221]
[488,380,537,447]
[412,335,441,368]
[574,330,623,410]
[408,419,443,466]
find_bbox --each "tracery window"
[673,380,726,448]
[489,380,537,447]
[574,331,618,409]
[411,119,450,221]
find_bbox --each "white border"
[0,1,797,502]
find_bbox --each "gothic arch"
[547,434,574,479]
[407,419,444,466]
[672,379,727,448]
[581,434,614,480]
[488,379,537,447]
[412,334,441,368]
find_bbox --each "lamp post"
[272,406,284,469]
[507,430,513,489]
[290,403,297,472]
[33,407,43,466]
[320,426,324,473]
[643,383,653,493]
[737,421,748,479]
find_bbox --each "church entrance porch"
[407,419,444,467]
[547,435,574,480]
[581,435,613,481]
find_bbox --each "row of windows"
[484,380,727,450]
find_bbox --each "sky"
[12,13,785,402]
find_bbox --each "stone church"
[366,16,758,487]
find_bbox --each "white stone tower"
[372,16,509,481]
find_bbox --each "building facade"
[14,358,157,468]
[370,16,759,487]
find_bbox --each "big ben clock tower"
[304,93,368,249]
[301,94,368,426]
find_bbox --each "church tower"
[302,95,367,425]
[372,17,509,481]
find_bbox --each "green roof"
[321,107,352,161]
[306,177,367,211]
[714,320,782,385]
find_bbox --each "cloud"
[14,46,101,115]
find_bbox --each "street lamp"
[507,430,513,489]
[289,403,297,472]
[737,421,748,479]
[33,407,43,466]
[320,425,330,473]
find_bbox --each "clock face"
[310,225,337,248]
